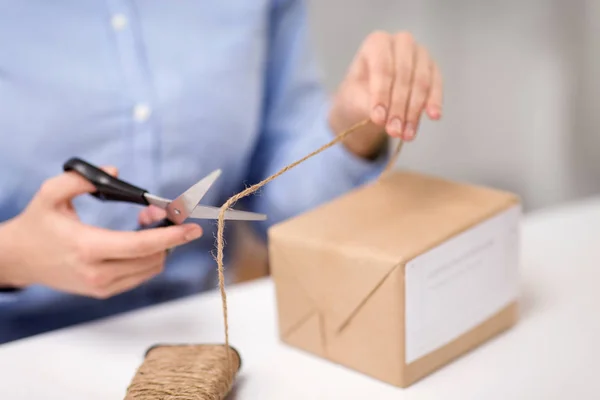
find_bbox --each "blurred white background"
[306,0,600,212]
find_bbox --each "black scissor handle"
[63,157,149,206]
[142,219,175,229]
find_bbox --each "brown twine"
[121,119,402,399]
[124,344,241,400]
[214,118,403,372]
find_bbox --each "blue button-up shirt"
[0,0,385,343]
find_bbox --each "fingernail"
[388,118,403,137]
[185,226,203,241]
[429,106,441,119]
[372,105,387,124]
[403,123,415,140]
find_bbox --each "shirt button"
[111,14,128,31]
[133,104,151,122]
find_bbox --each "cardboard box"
[268,170,521,387]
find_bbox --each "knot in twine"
[214,118,402,375]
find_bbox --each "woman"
[0,0,443,343]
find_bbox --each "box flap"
[270,234,398,350]
[283,311,325,357]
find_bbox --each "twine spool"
[123,344,241,400]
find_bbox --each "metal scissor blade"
[165,169,222,224]
[144,194,171,209]
[190,205,267,221]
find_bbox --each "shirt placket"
[105,0,160,193]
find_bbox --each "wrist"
[0,220,27,288]
[329,114,388,160]
[345,132,388,160]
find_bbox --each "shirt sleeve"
[0,287,20,303]
[244,0,388,238]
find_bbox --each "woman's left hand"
[329,31,444,159]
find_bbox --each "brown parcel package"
[268,170,521,388]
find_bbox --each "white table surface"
[2,197,600,399]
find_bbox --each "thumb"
[38,166,119,206]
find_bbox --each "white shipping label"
[404,205,521,364]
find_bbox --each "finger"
[81,252,165,291]
[90,260,164,299]
[426,62,443,120]
[103,166,119,177]
[138,205,168,226]
[85,222,203,259]
[387,32,416,137]
[108,264,163,298]
[360,31,394,126]
[112,264,163,296]
[38,166,118,206]
[403,46,432,141]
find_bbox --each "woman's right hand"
[0,167,203,299]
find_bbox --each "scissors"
[63,157,267,227]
